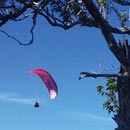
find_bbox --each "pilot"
[34,101,40,108]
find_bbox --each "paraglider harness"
[34,101,40,108]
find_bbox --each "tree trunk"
[113,41,130,130]
[114,71,130,130]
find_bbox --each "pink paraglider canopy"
[29,68,58,99]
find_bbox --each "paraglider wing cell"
[29,69,58,99]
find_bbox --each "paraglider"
[29,68,58,100]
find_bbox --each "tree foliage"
[97,78,119,113]
[0,0,130,44]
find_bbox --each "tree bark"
[113,43,130,130]
[113,70,130,129]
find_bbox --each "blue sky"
[0,15,120,130]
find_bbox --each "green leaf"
[96,85,103,93]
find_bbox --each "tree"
[0,0,130,130]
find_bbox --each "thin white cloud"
[64,110,114,123]
[0,92,35,105]
[76,112,112,122]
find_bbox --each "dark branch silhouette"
[79,72,128,80]
[0,0,130,45]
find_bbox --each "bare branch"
[14,13,34,21]
[28,11,38,45]
[79,72,128,80]
[0,30,25,45]
[0,10,38,46]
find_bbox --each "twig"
[14,13,34,21]
[0,30,24,45]
[0,30,33,45]
[28,11,37,45]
